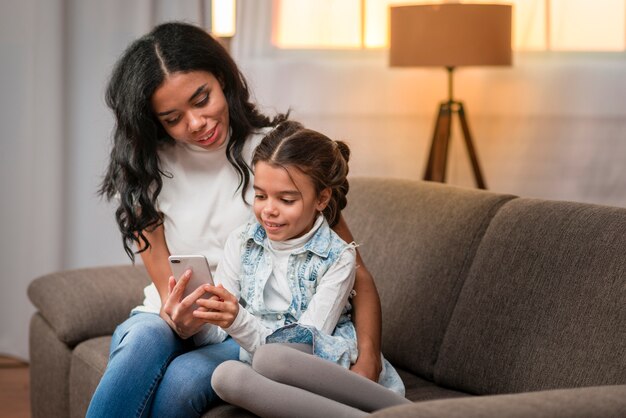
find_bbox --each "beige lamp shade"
[389,3,512,67]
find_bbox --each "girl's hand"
[350,348,383,382]
[160,269,211,339]
[193,284,239,328]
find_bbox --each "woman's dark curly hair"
[252,121,350,227]
[99,22,287,261]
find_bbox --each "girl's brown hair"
[252,121,350,227]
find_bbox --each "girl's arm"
[332,214,383,382]
[138,224,209,339]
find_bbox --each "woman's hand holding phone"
[161,255,232,336]
[160,269,208,339]
[160,254,215,339]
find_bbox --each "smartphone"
[168,255,215,299]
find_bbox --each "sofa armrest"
[371,385,626,418]
[28,265,150,347]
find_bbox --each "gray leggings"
[211,343,410,418]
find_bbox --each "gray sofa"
[28,177,626,418]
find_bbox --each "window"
[550,0,624,51]
[273,0,363,48]
[273,0,626,51]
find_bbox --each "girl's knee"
[211,361,254,402]
[250,344,272,376]
[252,344,307,382]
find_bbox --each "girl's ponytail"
[323,140,350,226]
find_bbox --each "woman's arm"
[138,224,208,339]
[137,224,172,299]
[332,214,383,381]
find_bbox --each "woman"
[87,22,384,418]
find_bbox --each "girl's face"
[253,162,331,241]
[151,71,229,150]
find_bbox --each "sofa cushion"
[435,198,626,394]
[202,404,258,418]
[344,178,515,379]
[370,385,626,418]
[396,368,470,402]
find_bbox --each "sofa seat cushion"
[202,404,259,418]
[435,198,626,395]
[370,385,626,418]
[396,368,470,402]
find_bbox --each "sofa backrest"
[435,198,626,394]
[344,177,515,380]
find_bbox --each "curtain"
[0,0,213,361]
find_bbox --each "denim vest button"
[277,314,283,320]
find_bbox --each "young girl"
[193,121,409,417]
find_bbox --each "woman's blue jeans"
[86,312,239,418]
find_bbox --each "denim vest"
[238,218,354,335]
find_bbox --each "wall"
[1,0,66,361]
[235,36,626,206]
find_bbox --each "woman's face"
[151,71,230,150]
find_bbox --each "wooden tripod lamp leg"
[457,102,487,189]
[424,102,452,183]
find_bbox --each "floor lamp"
[389,3,512,189]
